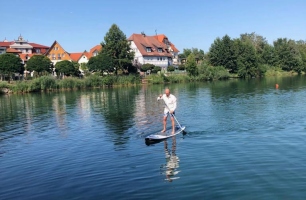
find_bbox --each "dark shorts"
[163,111,175,117]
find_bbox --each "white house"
[128,33,178,69]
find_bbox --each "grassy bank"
[0,68,301,94]
[0,75,141,94]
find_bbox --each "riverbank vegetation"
[1,24,306,94]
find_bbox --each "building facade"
[128,33,179,69]
[0,35,49,64]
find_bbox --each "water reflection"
[161,137,180,182]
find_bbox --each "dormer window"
[146,47,151,52]
[158,48,162,53]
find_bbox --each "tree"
[0,53,23,83]
[26,55,52,76]
[55,60,78,77]
[234,40,259,78]
[101,24,134,75]
[208,35,236,72]
[185,53,198,76]
[273,38,302,72]
[87,53,113,75]
[179,48,205,61]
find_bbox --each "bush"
[85,74,103,87]
[167,66,175,72]
[178,64,185,70]
[57,77,83,89]
[152,66,161,73]
[141,64,155,72]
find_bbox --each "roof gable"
[45,41,71,60]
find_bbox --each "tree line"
[181,32,306,78]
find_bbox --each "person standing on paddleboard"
[157,88,177,134]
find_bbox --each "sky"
[0,0,305,53]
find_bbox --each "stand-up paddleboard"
[145,126,186,141]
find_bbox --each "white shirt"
[157,94,177,114]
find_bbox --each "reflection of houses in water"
[52,95,68,135]
[77,94,92,121]
[161,137,180,182]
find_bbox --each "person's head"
[165,88,170,97]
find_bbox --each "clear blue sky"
[1,0,305,53]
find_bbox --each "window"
[36,49,41,53]
[146,47,151,52]
[57,53,61,60]
[158,48,162,53]
[62,53,65,57]
[52,54,55,60]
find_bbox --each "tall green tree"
[55,60,78,77]
[240,32,269,64]
[208,35,237,72]
[101,24,134,75]
[185,53,198,76]
[0,53,23,83]
[234,40,260,78]
[26,55,52,76]
[273,38,303,73]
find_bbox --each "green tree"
[208,35,237,72]
[55,60,77,77]
[234,40,259,78]
[273,38,302,73]
[26,55,52,76]
[0,53,23,83]
[101,24,134,75]
[296,40,306,72]
[167,66,175,72]
[87,53,113,75]
[72,61,81,76]
[185,53,198,76]
[261,44,277,66]
[179,48,205,61]
[240,32,268,64]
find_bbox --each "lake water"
[1,76,306,199]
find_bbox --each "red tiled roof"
[154,34,179,53]
[128,34,173,57]
[90,44,102,54]
[28,43,49,48]
[87,44,102,59]
[69,53,83,62]
[6,48,21,53]
[19,54,34,61]
[0,42,13,47]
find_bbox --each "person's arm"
[157,94,163,101]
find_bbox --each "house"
[0,46,6,55]
[0,35,49,64]
[128,33,179,69]
[45,41,72,65]
[89,45,102,58]
[154,34,180,65]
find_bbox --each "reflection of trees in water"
[90,87,139,146]
[161,137,180,182]
[0,92,79,142]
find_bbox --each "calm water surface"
[1,76,306,199]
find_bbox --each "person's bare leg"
[171,117,175,134]
[161,116,167,132]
